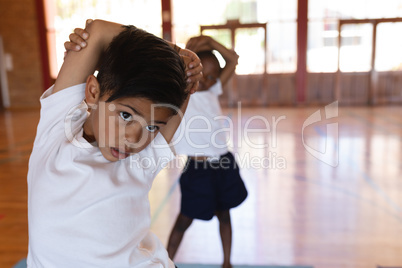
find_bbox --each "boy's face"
[198,56,220,91]
[83,95,173,162]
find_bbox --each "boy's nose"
[124,124,145,147]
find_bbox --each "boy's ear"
[85,75,101,107]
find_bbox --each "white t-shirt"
[173,80,229,158]
[27,84,175,268]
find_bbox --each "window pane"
[307,20,339,73]
[172,0,231,45]
[201,29,232,49]
[339,23,372,72]
[256,0,297,21]
[49,0,162,75]
[375,22,402,71]
[268,22,297,73]
[308,0,402,73]
[172,0,229,30]
[235,28,265,74]
[309,0,402,20]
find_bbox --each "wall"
[219,72,402,107]
[0,0,43,109]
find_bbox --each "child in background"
[28,19,201,267]
[168,36,248,268]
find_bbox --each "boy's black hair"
[97,25,188,114]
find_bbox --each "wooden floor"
[0,105,401,268]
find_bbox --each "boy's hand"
[63,19,93,57]
[186,34,239,87]
[176,47,202,94]
[185,35,213,53]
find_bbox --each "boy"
[27,19,201,267]
[167,35,248,268]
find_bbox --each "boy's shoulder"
[36,83,87,144]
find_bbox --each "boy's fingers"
[74,28,89,40]
[181,55,192,69]
[64,40,81,52]
[69,31,87,48]
[85,19,93,27]
[186,72,203,89]
[188,81,199,94]
[188,56,201,69]
[179,48,199,64]
[189,52,200,63]
[186,63,203,77]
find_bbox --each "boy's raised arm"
[186,35,238,86]
[53,20,125,95]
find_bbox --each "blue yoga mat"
[176,265,313,268]
[13,259,26,268]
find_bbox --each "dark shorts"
[179,152,248,221]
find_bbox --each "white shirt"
[173,80,229,158]
[27,84,175,268]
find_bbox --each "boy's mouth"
[110,147,131,159]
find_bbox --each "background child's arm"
[53,19,125,95]
[186,35,239,86]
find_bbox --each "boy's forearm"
[212,40,238,67]
[210,38,239,86]
[88,20,128,70]
[53,20,125,94]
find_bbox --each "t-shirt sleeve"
[35,84,86,146]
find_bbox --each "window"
[308,0,402,73]
[257,0,297,73]
[339,23,373,72]
[172,0,297,74]
[375,22,402,71]
[235,27,266,74]
[200,22,267,75]
[44,0,162,78]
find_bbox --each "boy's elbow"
[85,19,105,37]
[233,51,239,66]
[84,20,103,41]
[85,19,122,51]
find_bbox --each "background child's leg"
[167,213,194,259]
[215,210,232,268]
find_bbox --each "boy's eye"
[145,125,159,133]
[120,112,133,121]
